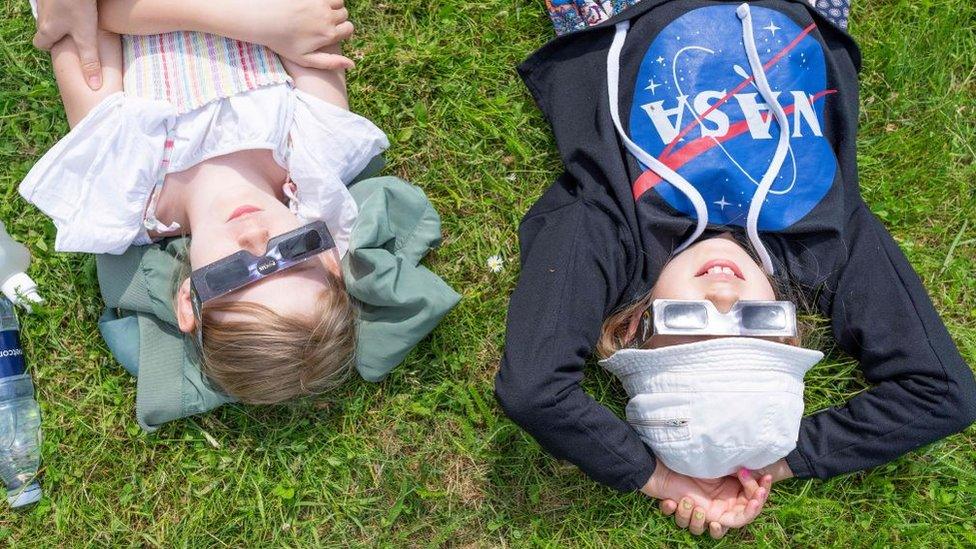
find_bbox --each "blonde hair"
[194,270,358,405]
[597,291,656,359]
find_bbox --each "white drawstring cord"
[737,3,791,275]
[607,21,709,255]
[142,134,181,234]
[283,180,302,215]
[142,185,182,233]
[607,6,791,273]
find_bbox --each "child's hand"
[246,0,355,71]
[642,462,772,539]
[32,0,103,89]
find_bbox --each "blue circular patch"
[629,5,837,231]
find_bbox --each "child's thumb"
[76,35,103,90]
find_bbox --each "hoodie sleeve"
[495,186,656,492]
[786,204,976,479]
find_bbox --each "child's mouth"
[227,205,263,222]
[695,259,745,280]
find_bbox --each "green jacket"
[97,175,460,431]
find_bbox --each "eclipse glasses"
[190,220,335,304]
[640,299,797,342]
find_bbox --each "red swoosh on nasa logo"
[659,23,819,159]
[632,89,837,200]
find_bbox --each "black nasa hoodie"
[495,0,976,493]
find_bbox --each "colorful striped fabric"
[546,0,852,36]
[122,32,291,114]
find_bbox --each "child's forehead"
[206,259,335,320]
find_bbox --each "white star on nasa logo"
[656,56,665,64]
[714,196,731,210]
[644,79,661,94]
[763,21,781,35]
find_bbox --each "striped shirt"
[122,32,292,114]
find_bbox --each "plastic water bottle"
[0,221,43,507]
[0,221,42,309]
[0,280,43,507]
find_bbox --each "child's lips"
[695,259,745,280]
[227,205,263,222]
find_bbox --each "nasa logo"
[629,5,838,231]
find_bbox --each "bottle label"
[0,329,26,377]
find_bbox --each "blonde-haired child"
[22,0,387,403]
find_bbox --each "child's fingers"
[752,475,772,508]
[721,496,764,528]
[747,495,763,518]
[674,497,694,529]
[738,497,764,526]
[756,487,767,505]
[689,507,707,536]
[332,7,349,24]
[659,499,678,516]
[737,467,761,498]
[335,21,355,42]
[301,52,356,71]
[74,30,103,91]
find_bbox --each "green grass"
[1,0,975,545]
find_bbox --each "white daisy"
[487,255,504,273]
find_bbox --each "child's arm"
[787,205,976,480]
[98,0,353,70]
[50,29,123,127]
[495,194,656,493]
[281,44,350,109]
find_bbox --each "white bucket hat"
[600,337,824,479]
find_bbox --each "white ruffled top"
[19,48,388,256]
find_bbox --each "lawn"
[1,0,974,545]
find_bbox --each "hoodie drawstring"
[607,3,790,274]
[736,3,790,274]
[607,20,709,255]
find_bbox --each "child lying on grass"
[20,0,454,409]
[496,0,976,539]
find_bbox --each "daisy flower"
[487,255,504,273]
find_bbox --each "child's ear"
[175,278,197,334]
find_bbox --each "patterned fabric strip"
[814,0,851,29]
[546,0,639,37]
[122,32,291,114]
[547,0,852,36]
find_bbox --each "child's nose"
[705,287,740,314]
[237,228,270,255]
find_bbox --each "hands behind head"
[642,461,777,540]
